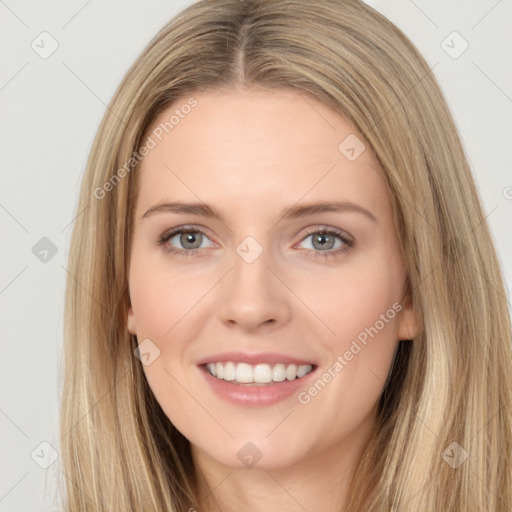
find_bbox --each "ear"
[127,303,137,335]
[397,292,421,341]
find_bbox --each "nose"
[218,245,292,332]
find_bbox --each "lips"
[196,351,318,406]
[196,350,316,367]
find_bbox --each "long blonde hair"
[60,0,512,509]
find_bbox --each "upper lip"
[196,351,316,366]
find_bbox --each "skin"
[127,87,419,512]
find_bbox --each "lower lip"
[198,365,317,407]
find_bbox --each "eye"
[157,225,354,259]
[296,226,354,259]
[157,226,214,257]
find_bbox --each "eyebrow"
[141,200,377,224]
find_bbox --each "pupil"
[314,233,333,249]
[182,232,200,249]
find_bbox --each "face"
[127,88,418,473]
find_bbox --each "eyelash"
[157,225,354,260]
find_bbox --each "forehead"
[136,88,388,216]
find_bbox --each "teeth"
[272,363,286,382]
[236,363,253,383]
[286,364,297,380]
[297,365,310,378]
[223,361,236,381]
[205,362,313,384]
[254,364,272,383]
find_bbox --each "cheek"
[128,258,215,399]
[129,259,209,339]
[129,266,200,422]
[307,259,402,400]
[310,259,402,343]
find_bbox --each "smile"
[205,362,314,385]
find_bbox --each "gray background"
[1,0,511,509]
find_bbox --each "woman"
[60,0,512,510]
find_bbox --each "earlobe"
[397,319,417,340]
[397,296,421,341]
[127,305,136,335]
